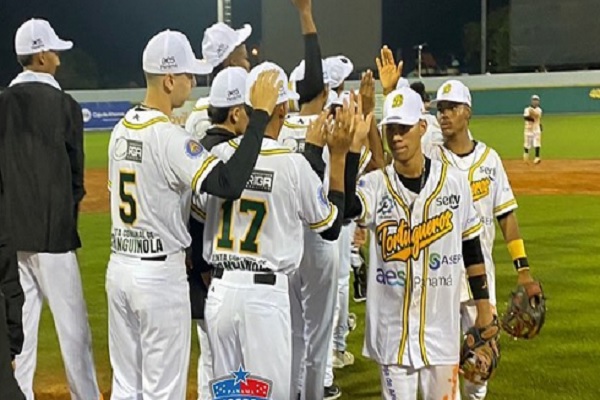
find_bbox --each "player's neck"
[264,120,281,141]
[142,88,172,116]
[444,131,474,155]
[394,152,425,178]
[299,101,324,116]
[214,123,237,136]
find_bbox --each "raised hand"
[359,70,376,115]
[376,45,403,95]
[327,96,356,156]
[350,92,374,153]
[305,111,330,147]
[249,70,282,116]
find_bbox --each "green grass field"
[35,115,600,399]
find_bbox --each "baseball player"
[187,66,253,400]
[106,30,281,399]
[523,94,543,164]
[194,61,361,400]
[0,19,102,400]
[410,81,444,147]
[344,86,497,400]
[185,22,252,138]
[421,79,542,400]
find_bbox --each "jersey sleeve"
[459,174,483,241]
[492,156,518,217]
[184,98,211,139]
[523,107,530,117]
[355,171,378,228]
[296,157,339,233]
[190,192,207,223]
[358,147,372,176]
[164,129,220,195]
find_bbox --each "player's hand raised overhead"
[327,95,356,155]
[306,111,331,148]
[349,92,374,153]
[249,70,282,116]
[291,0,312,12]
[376,45,403,95]
[359,69,376,115]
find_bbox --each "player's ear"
[229,106,241,124]
[465,106,472,121]
[418,119,427,137]
[163,74,175,93]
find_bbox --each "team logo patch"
[210,366,273,399]
[376,194,394,218]
[318,186,328,206]
[245,170,274,193]
[185,139,205,159]
[392,94,404,108]
[376,210,454,262]
[471,178,491,201]
[442,83,452,94]
[113,138,143,163]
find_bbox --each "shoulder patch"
[318,185,329,206]
[185,139,205,159]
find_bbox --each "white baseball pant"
[290,229,339,400]
[15,251,100,400]
[379,364,460,400]
[196,319,212,400]
[524,131,541,149]
[205,270,291,400]
[106,252,191,400]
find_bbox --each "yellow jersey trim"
[283,120,309,130]
[192,105,209,112]
[191,203,207,220]
[463,221,483,239]
[418,162,448,366]
[494,199,517,215]
[122,116,169,130]
[382,171,412,365]
[309,205,336,230]
[356,189,368,223]
[192,155,218,192]
[227,140,292,155]
[468,147,491,182]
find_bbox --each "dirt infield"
[81,160,600,214]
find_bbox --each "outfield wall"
[66,70,600,122]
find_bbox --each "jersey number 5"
[217,199,267,253]
[119,171,137,225]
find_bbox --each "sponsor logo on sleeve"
[114,138,143,163]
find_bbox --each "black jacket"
[0,292,24,399]
[0,82,84,253]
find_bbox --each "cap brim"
[49,39,73,52]
[234,24,252,48]
[429,98,471,108]
[187,59,214,75]
[379,115,420,127]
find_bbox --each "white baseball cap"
[396,77,410,90]
[331,90,356,107]
[15,18,73,56]
[289,59,335,87]
[202,23,252,67]
[209,67,248,108]
[143,30,212,75]
[325,55,354,89]
[531,94,540,100]
[380,87,425,126]
[245,61,299,106]
[430,79,472,107]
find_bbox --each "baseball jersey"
[185,97,211,139]
[425,142,518,304]
[358,160,482,368]
[108,107,219,257]
[523,106,543,134]
[279,114,372,189]
[192,138,338,275]
[420,113,443,147]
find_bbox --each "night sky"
[0,0,508,88]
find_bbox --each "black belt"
[141,255,167,261]
[212,268,277,286]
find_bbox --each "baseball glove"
[460,318,501,384]
[501,281,546,339]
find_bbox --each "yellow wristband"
[507,239,527,260]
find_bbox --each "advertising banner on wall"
[81,101,131,131]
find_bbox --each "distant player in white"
[425,80,540,400]
[410,81,443,147]
[106,30,280,400]
[194,61,357,400]
[344,86,497,400]
[185,22,252,139]
[523,94,543,164]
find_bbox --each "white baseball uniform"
[420,113,444,147]
[185,97,211,140]
[523,106,543,149]
[193,137,338,400]
[425,142,517,400]
[279,114,371,396]
[106,107,220,400]
[357,160,482,399]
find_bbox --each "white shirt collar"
[9,70,61,90]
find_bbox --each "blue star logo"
[232,365,250,385]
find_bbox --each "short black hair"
[17,54,34,67]
[410,81,430,102]
[207,105,231,124]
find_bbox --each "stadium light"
[481,0,487,74]
[217,0,233,25]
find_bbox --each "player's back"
[197,137,336,275]
[109,107,212,257]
